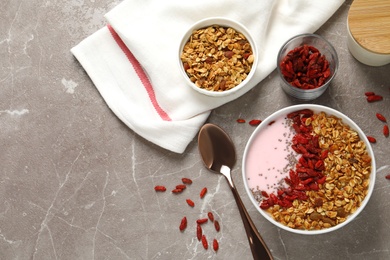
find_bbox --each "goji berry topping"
[245,109,372,231]
[279,44,332,90]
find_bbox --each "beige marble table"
[1,1,389,259]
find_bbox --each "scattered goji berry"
[207,212,214,222]
[367,95,383,102]
[199,187,207,198]
[214,220,220,232]
[364,91,375,96]
[196,224,202,241]
[236,118,246,123]
[196,218,208,224]
[176,184,186,190]
[213,239,219,252]
[268,120,275,126]
[366,136,377,143]
[181,178,193,185]
[376,113,387,122]
[154,185,166,192]
[179,216,187,231]
[201,235,208,250]
[249,119,262,126]
[172,188,184,194]
[186,199,195,207]
[386,174,390,180]
[383,125,389,137]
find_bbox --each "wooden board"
[348,0,390,54]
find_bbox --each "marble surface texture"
[1,1,390,259]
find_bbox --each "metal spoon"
[198,123,274,260]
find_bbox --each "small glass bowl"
[276,34,339,100]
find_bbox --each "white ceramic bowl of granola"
[242,104,376,235]
[178,17,258,97]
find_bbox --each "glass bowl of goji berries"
[179,17,258,97]
[242,104,376,235]
[277,34,339,100]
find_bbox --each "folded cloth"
[71,0,343,153]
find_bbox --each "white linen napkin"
[71,0,343,153]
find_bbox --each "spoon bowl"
[198,123,274,260]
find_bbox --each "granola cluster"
[181,25,254,92]
[267,112,371,230]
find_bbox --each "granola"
[181,25,254,92]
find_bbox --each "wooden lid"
[348,0,390,55]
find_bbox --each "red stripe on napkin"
[107,24,171,121]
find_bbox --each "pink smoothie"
[245,115,298,195]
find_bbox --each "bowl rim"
[276,33,339,94]
[242,104,376,235]
[178,17,258,97]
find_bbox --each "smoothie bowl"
[242,104,376,235]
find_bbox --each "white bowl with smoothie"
[242,104,376,235]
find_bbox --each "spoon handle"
[228,180,274,260]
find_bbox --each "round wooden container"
[347,0,390,66]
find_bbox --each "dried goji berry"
[201,235,208,250]
[321,149,329,160]
[365,91,375,96]
[213,239,219,252]
[199,187,207,198]
[261,190,269,198]
[249,119,262,126]
[386,174,390,180]
[214,220,220,232]
[154,185,166,192]
[236,118,246,123]
[317,176,326,184]
[384,125,389,137]
[366,136,377,143]
[367,95,383,102]
[260,200,270,209]
[376,113,387,122]
[196,224,202,241]
[181,178,193,184]
[172,188,184,194]
[179,216,187,231]
[207,212,214,222]
[280,45,331,89]
[186,199,195,207]
[268,120,275,126]
[196,218,208,224]
[176,184,186,190]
